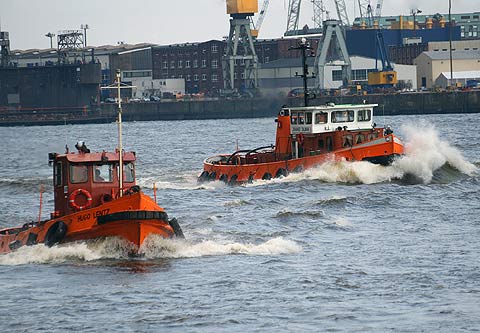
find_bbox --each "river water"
[0,113,479,332]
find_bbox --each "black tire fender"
[198,170,210,183]
[219,174,228,183]
[228,174,238,186]
[275,168,288,178]
[168,218,184,238]
[44,221,67,247]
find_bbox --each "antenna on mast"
[100,69,136,198]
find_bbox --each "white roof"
[439,71,480,80]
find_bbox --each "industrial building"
[258,55,417,94]
[348,26,461,61]
[353,12,480,39]
[151,38,317,95]
[414,50,480,89]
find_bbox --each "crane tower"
[223,0,259,94]
[314,20,351,89]
[286,0,349,35]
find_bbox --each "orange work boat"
[0,143,183,254]
[198,102,404,185]
[0,70,183,254]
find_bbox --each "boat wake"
[267,123,477,185]
[0,236,302,266]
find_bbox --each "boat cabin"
[286,103,377,135]
[274,103,384,159]
[49,142,136,218]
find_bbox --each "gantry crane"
[312,0,328,29]
[367,11,397,88]
[286,0,303,34]
[314,19,351,89]
[358,0,384,26]
[223,0,259,94]
[286,0,350,35]
[251,0,270,38]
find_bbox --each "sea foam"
[0,236,301,266]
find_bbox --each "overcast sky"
[1,0,477,50]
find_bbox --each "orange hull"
[201,134,404,184]
[0,191,182,254]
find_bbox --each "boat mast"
[290,37,314,107]
[116,69,124,197]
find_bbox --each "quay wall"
[0,91,479,126]
[305,90,480,115]
[109,97,285,122]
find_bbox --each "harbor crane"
[286,0,350,35]
[251,0,270,37]
[223,0,259,94]
[358,0,383,26]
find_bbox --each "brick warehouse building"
[151,38,319,95]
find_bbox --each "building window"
[201,59,207,68]
[193,59,198,68]
[332,70,343,81]
[265,56,270,63]
[170,60,175,69]
[162,61,168,69]
[185,60,190,68]
[212,59,218,68]
[212,45,218,53]
[178,60,183,68]
[194,74,199,81]
[241,72,245,79]
[234,72,238,79]
[186,75,191,81]
[202,74,207,81]
[352,69,367,81]
[212,74,218,82]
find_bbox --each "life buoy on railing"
[68,189,93,211]
[297,133,305,145]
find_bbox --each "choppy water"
[0,113,479,332]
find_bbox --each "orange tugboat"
[0,71,183,254]
[199,103,404,185]
[199,38,404,185]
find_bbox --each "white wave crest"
[332,217,353,229]
[267,123,477,185]
[0,237,301,265]
[140,236,302,258]
[394,123,477,183]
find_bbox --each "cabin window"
[331,110,354,123]
[124,163,135,183]
[70,164,88,184]
[358,109,371,121]
[305,112,312,125]
[343,135,353,147]
[291,112,298,124]
[54,162,63,186]
[298,112,305,124]
[356,134,365,144]
[315,112,327,124]
[94,164,113,182]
